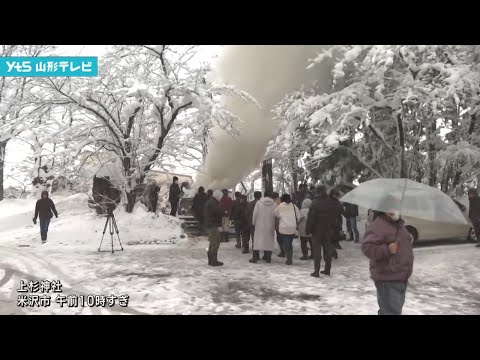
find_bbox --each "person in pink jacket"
[361,196,414,315]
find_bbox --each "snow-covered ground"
[1,194,479,315]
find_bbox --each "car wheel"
[406,226,418,246]
[467,227,478,243]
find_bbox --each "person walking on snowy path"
[33,190,58,244]
[298,198,313,260]
[204,190,225,266]
[467,188,480,248]
[274,194,301,265]
[250,191,276,264]
[361,195,414,315]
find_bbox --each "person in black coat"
[207,189,213,199]
[169,176,181,216]
[295,184,307,208]
[343,202,360,242]
[306,185,343,277]
[245,191,262,251]
[329,189,345,258]
[33,190,58,243]
[192,186,208,230]
[204,190,225,266]
[149,185,160,213]
[237,195,251,253]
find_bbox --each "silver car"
[404,200,477,245]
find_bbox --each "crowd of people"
[189,184,357,274]
[28,177,480,315]
[187,182,418,315]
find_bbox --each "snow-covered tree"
[46,45,253,212]
[271,45,480,194]
[267,88,312,192]
[15,105,79,196]
[0,45,55,200]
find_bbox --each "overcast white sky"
[3,45,223,189]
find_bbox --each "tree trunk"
[428,120,437,186]
[290,158,298,193]
[0,140,6,201]
[452,167,462,192]
[415,172,423,183]
[126,191,136,213]
[441,162,451,193]
[468,113,477,135]
[397,113,407,178]
[343,164,354,184]
[122,154,137,213]
[202,125,209,163]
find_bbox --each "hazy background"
[197,45,332,190]
[4,45,333,192]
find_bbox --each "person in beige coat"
[274,194,301,265]
[249,191,276,264]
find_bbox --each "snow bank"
[54,193,90,215]
[117,206,185,245]
[0,194,187,248]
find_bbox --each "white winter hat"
[213,190,223,202]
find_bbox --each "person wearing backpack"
[274,194,301,265]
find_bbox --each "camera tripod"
[98,209,124,253]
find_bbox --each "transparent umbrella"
[340,178,468,225]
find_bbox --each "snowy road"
[1,194,479,315]
[1,235,480,315]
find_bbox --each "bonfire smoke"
[197,45,332,190]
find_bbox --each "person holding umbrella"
[341,178,470,313]
[361,195,414,315]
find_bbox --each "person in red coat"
[219,189,233,242]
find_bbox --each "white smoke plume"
[196,45,332,191]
